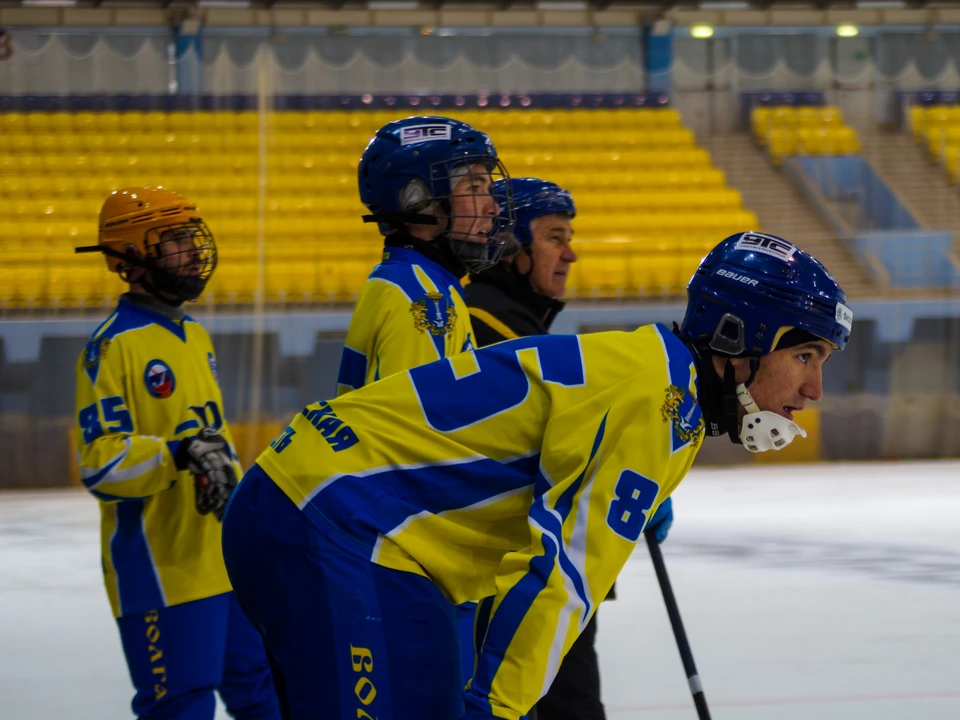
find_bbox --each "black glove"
[175,428,238,521]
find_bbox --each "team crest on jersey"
[208,352,219,383]
[144,359,176,399]
[410,291,457,337]
[661,384,704,450]
[82,336,111,370]
[82,336,111,384]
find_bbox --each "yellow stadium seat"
[0,112,26,133]
[57,135,82,154]
[4,134,31,153]
[18,155,44,174]
[167,112,195,133]
[235,112,260,133]
[96,113,122,134]
[751,107,772,141]
[798,128,828,155]
[24,113,54,132]
[223,133,259,154]
[0,176,23,195]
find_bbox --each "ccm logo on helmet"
[716,268,759,286]
[835,302,854,331]
[400,125,452,146]
[734,232,798,262]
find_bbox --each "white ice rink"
[2,460,959,720]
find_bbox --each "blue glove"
[645,496,673,544]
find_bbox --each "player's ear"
[726,355,753,384]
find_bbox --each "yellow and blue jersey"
[258,323,705,716]
[336,246,475,394]
[74,297,239,618]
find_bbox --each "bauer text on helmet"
[679,231,852,453]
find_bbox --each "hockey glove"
[645,496,673,544]
[175,428,238,521]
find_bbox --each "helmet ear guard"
[709,312,749,356]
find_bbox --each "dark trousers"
[531,612,605,720]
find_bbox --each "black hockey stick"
[645,531,712,720]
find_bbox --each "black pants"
[531,612,605,720]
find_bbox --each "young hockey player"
[222,231,852,720]
[74,188,279,720]
[336,115,515,687]
[335,115,514,396]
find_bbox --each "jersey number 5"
[409,335,585,432]
[606,470,659,542]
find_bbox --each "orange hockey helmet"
[76,187,217,303]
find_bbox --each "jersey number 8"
[606,469,659,543]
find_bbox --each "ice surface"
[2,461,959,719]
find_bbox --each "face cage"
[121,221,217,302]
[429,157,516,273]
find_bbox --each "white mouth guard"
[736,384,807,453]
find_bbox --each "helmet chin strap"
[735,380,807,453]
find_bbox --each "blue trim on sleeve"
[90,488,141,503]
[166,440,182,463]
[82,452,128,490]
[337,346,369,392]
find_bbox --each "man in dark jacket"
[465,177,577,346]
[464,177,675,720]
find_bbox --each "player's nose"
[801,366,823,402]
[484,193,499,217]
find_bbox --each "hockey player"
[337,115,514,686]
[74,188,279,720]
[464,177,673,720]
[335,115,513,395]
[222,231,853,719]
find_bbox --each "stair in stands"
[859,130,960,242]
[697,132,877,301]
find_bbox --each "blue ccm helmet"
[681,231,852,357]
[494,177,576,247]
[357,115,515,273]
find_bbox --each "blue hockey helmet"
[680,231,852,357]
[358,115,515,273]
[494,177,576,247]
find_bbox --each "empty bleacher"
[909,105,960,183]
[751,105,861,165]
[0,105,757,309]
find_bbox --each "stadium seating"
[751,105,861,165]
[0,107,757,308]
[909,105,960,182]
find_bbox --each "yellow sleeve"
[467,379,686,718]
[337,281,445,395]
[74,342,180,503]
